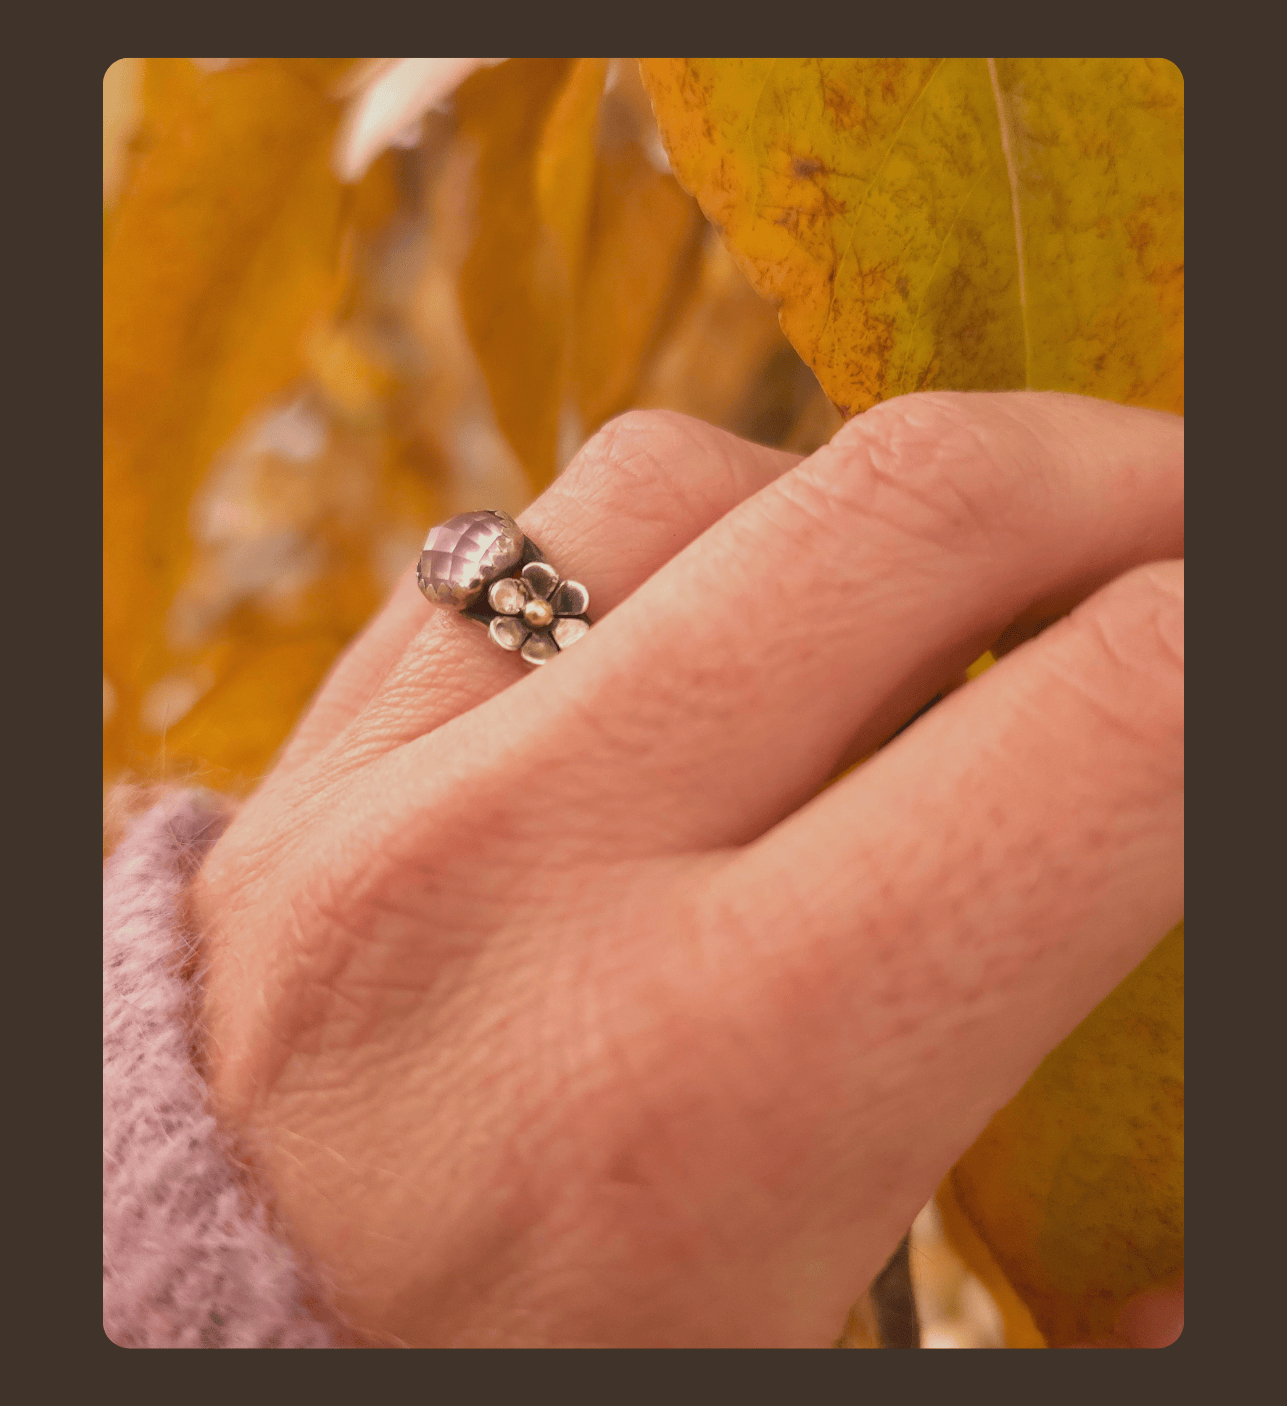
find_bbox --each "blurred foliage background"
[103,57,844,801]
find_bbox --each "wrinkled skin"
[194,392,1183,1347]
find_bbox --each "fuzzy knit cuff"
[103,789,342,1348]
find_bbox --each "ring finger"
[275,410,800,775]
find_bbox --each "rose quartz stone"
[417,511,524,610]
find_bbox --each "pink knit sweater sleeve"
[103,790,344,1348]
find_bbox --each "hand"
[193,391,1183,1347]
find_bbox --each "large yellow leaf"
[640,58,1184,1344]
[639,59,1182,416]
[950,923,1183,1345]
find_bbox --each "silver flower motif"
[487,561,591,666]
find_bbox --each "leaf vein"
[987,57,1031,389]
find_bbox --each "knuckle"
[790,391,1048,554]
[1077,560,1184,679]
[1056,560,1184,765]
[575,409,700,487]
[563,409,747,529]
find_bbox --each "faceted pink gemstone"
[417,511,525,610]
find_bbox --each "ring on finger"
[417,510,593,668]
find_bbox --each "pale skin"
[193,391,1184,1348]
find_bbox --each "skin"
[193,391,1184,1348]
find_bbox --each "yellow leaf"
[304,315,398,429]
[158,633,354,787]
[935,1176,1047,1347]
[835,1291,881,1348]
[966,649,997,680]
[571,66,706,432]
[951,923,1184,1345]
[454,58,586,489]
[103,58,144,213]
[574,145,704,432]
[634,229,829,447]
[536,58,608,285]
[639,59,1183,416]
[104,59,355,784]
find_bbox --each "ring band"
[417,510,592,667]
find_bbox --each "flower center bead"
[523,597,555,629]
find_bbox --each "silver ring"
[416,510,592,667]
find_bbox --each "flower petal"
[551,579,589,617]
[552,616,590,649]
[520,631,559,666]
[488,576,529,615]
[521,561,560,600]
[489,615,528,651]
